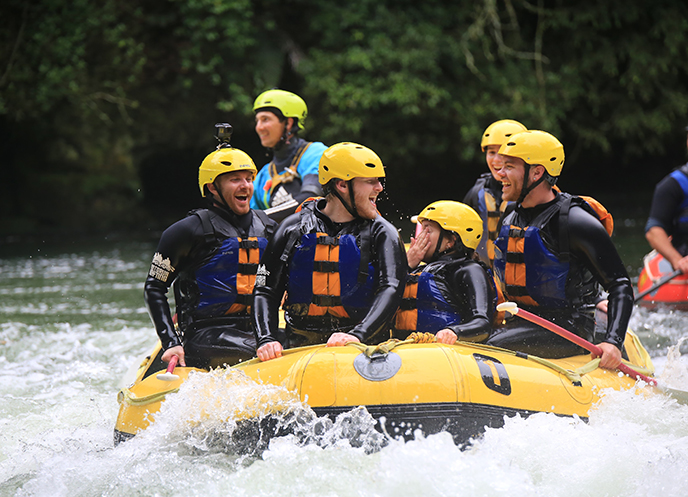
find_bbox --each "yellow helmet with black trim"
[198,148,257,195]
[480,119,527,151]
[415,201,483,250]
[498,130,565,177]
[253,89,308,131]
[318,142,385,185]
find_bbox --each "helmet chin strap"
[517,163,546,205]
[430,230,460,262]
[331,180,360,219]
[211,180,233,214]
[430,230,445,261]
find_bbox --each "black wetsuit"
[252,198,406,348]
[393,251,495,343]
[487,192,634,358]
[645,162,688,255]
[144,205,277,368]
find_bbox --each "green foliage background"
[1,0,687,235]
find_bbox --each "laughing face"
[496,154,527,202]
[211,170,255,215]
[485,145,504,180]
[349,177,384,220]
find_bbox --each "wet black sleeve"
[445,262,494,341]
[143,216,203,350]
[645,175,683,234]
[348,217,407,343]
[568,206,633,348]
[252,213,301,348]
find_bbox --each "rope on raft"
[347,332,653,386]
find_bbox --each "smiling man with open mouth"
[252,142,407,361]
[144,136,278,371]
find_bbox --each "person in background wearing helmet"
[463,120,527,268]
[486,130,633,370]
[644,126,688,273]
[252,142,406,361]
[144,138,277,369]
[251,89,328,222]
[394,201,496,344]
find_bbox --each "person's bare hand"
[593,342,622,370]
[407,227,431,268]
[326,332,360,347]
[162,345,186,367]
[257,341,283,361]
[435,329,457,344]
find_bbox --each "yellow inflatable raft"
[114,330,656,448]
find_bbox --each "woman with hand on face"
[395,201,497,344]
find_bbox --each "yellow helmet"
[318,142,385,185]
[480,119,527,151]
[498,130,565,177]
[415,201,483,250]
[198,148,257,195]
[253,89,308,131]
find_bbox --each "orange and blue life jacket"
[283,202,376,324]
[395,258,502,333]
[394,269,462,333]
[177,209,271,323]
[195,236,268,317]
[493,193,603,309]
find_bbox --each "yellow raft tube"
[114,330,655,447]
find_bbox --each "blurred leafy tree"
[1,0,687,233]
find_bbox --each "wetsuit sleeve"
[252,214,300,348]
[645,175,683,234]
[143,216,202,350]
[348,218,407,343]
[568,206,633,348]
[445,262,494,341]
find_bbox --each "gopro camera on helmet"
[214,123,233,148]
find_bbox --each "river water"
[1,234,688,497]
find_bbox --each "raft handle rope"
[347,332,590,386]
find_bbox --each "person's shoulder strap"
[191,208,216,244]
[670,164,688,195]
[502,201,517,222]
[557,193,575,263]
[279,207,311,263]
[290,142,311,171]
[253,209,275,238]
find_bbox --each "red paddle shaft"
[166,355,178,373]
[513,307,658,386]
